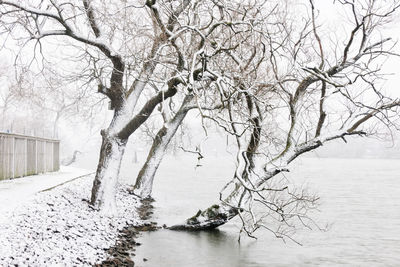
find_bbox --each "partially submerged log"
[168,205,238,231]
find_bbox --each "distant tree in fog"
[0,63,22,131]
[1,60,104,140]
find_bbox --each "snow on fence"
[0,132,60,180]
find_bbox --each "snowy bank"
[0,174,141,266]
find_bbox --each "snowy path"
[0,166,94,224]
[0,170,141,266]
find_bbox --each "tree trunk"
[133,95,193,198]
[52,110,61,138]
[169,95,261,230]
[89,77,180,213]
[168,183,245,230]
[91,130,127,214]
[168,204,239,230]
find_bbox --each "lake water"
[128,157,400,266]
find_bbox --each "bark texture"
[91,131,127,214]
[133,95,193,198]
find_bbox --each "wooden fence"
[0,132,60,180]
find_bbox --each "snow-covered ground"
[0,166,93,224]
[0,169,141,266]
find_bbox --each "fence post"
[25,137,28,176]
[0,135,2,180]
[35,139,38,174]
[52,141,54,171]
[12,136,15,179]
[43,141,46,173]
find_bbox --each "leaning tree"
[0,0,269,213]
[0,0,198,213]
[160,0,400,240]
[115,0,400,240]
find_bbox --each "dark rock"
[97,196,160,266]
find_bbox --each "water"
[130,157,400,266]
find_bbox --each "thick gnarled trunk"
[91,131,127,214]
[133,95,193,198]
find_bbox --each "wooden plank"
[14,138,26,178]
[0,136,4,180]
[6,136,13,179]
[12,136,15,178]
[27,139,36,176]
[53,142,60,171]
[45,141,53,172]
[36,140,45,174]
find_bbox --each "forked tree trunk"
[89,70,180,213]
[91,130,128,214]
[133,95,194,198]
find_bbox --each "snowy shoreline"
[0,174,142,266]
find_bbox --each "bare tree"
[168,0,400,241]
[0,0,261,213]
[0,62,24,130]
[2,1,400,246]
[0,63,50,135]
[0,0,189,213]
